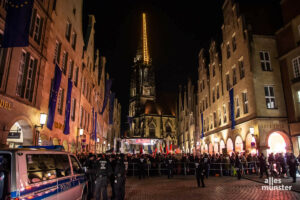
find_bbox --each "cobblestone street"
[122,176,300,200]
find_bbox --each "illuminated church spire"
[135,12,151,65]
[142,13,149,64]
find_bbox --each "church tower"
[129,13,156,118]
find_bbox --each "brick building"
[0,0,120,153]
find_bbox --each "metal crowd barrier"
[125,161,263,177]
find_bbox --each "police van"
[0,146,88,200]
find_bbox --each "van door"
[69,155,85,199]
[0,153,11,200]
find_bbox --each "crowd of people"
[77,151,300,199]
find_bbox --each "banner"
[2,0,34,47]
[63,78,73,134]
[109,92,115,125]
[229,88,235,129]
[94,112,97,141]
[148,145,152,154]
[47,64,62,130]
[201,113,204,138]
[100,79,112,115]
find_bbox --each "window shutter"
[29,59,38,102]
[21,53,30,98]
[38,18,44,44]
[30,9,37,37]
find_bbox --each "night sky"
[85,0,224,132]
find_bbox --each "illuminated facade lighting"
[142,13,149,65]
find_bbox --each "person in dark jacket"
[195,155,205,187]
[114,155,126,200]
[287,153,298,183]
[235,154,242,180]
[259,153,269,178]
[109,155,117,199]
[95,155,113,200]
[138,155,146,179]
[165,155,174,179]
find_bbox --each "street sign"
[7,131,21,139]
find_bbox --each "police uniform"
[95,157,112,200]
[114,157,126,200]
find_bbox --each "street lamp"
[35,113,47,129]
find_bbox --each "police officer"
[109,155,117,199]
[114,154,126,200]
[86,154,97,199]
[138,155,146,179]
[95,154,112,200]
[195,156,205,187]
[203,154,210,179]
[165,155,174,179]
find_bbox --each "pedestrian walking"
[138,155,146,179]
[165,155,174,179]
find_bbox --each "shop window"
[26,154,71,184]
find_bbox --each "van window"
[70,155,82,174]
[26,154,71,184]
[0,154,11,200]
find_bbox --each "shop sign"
[7,131,21,139]
[0,98,12,110]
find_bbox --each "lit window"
[74,67,79,87]
[216,84,220,99]
[62,51,68,75]
[68,60,74,79]
[297,91,300,103]
[71,98,76,121]
[33,14,42,43]
[292,56,300,78]
[265,86,276,109]
[260,51,272,71]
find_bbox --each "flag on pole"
[100,79,112,115]
[2,0,34,47]
[47,64,62,130]
[109,92,115,124]
[201,113,204,138]
[229,88,235,129]
[63,78,73,135]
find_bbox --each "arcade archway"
[214,143,219,154]
[267,132,286,155]
[235,136,243,153]
[209,143,213,155]
[227,138,233,155]
[220,140,225,154]
[6,120,33,148]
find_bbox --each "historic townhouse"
[0,0,120,153]
[198,0,289,156]
[276,0,300,155]
[0,0,54,148]
[177,79,199,153]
